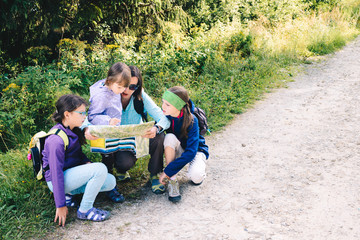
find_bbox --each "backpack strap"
[47,128,69,151]
[34,128,69,180]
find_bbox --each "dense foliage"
[0,0,348,75]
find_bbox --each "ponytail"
[52,94,88,145]
[180,102,193,138]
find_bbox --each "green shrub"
[26,46,53,66]
[225,31,253,56]
[57,38,88,68]
[0,66,75,151]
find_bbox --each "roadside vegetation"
[1,0,359,238]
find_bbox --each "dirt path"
[51,37,360,240]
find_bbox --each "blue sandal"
[77,207,110,222]
[65,194,78,208]
[106,187,125,203]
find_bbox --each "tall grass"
[250,7,359,58]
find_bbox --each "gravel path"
[49,36,360,240]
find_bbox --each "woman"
[86,66,170,194]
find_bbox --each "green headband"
[162,90,186,111]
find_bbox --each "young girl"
[159,86,209,202]
[88,62,131,126]
[87,62,131,203]
[43,94,116,226]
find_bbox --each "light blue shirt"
[122,90,170,131]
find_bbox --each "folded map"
[88,121,155,138]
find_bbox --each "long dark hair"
[52,94,88,145]
[105,62,131,87]
[168,86,193,138]
[129,65,143,101]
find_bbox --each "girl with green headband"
[159,86,209,202]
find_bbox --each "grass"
[0,149,54,239]
[0,146,152,239]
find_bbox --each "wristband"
[154,125,160,134]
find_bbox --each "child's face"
[109,82,126,95]
[162,99,180,117]
[67,104,87,129]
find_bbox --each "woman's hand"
[142,126,158,138]
[109,118,121,126]
[159,172,169,185]
[84,127,98,140]
[54,206,68,227]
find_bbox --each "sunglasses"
[128,84,139,91]
[73,111,87,116]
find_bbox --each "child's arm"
[88,94,118,125]
[109,118,121,125]
[44,135,67,209]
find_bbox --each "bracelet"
[154,125,160,134]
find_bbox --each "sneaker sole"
[168,195,181,202]
[191,180,203,186]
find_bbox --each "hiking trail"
[50,36,360,240]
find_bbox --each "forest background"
[0,0,360,239]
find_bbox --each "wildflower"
[2,83,20,92]
[106,44,120,50]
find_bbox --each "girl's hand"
[142,126,157,138]
[159,172,169,185]
[54,206,68,227]
[109,118,121,126]
[84,127,98,140]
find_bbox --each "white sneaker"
[168,179,181,202]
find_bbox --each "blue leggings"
[47,162,115,212]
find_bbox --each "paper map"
[88,121,155,138]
